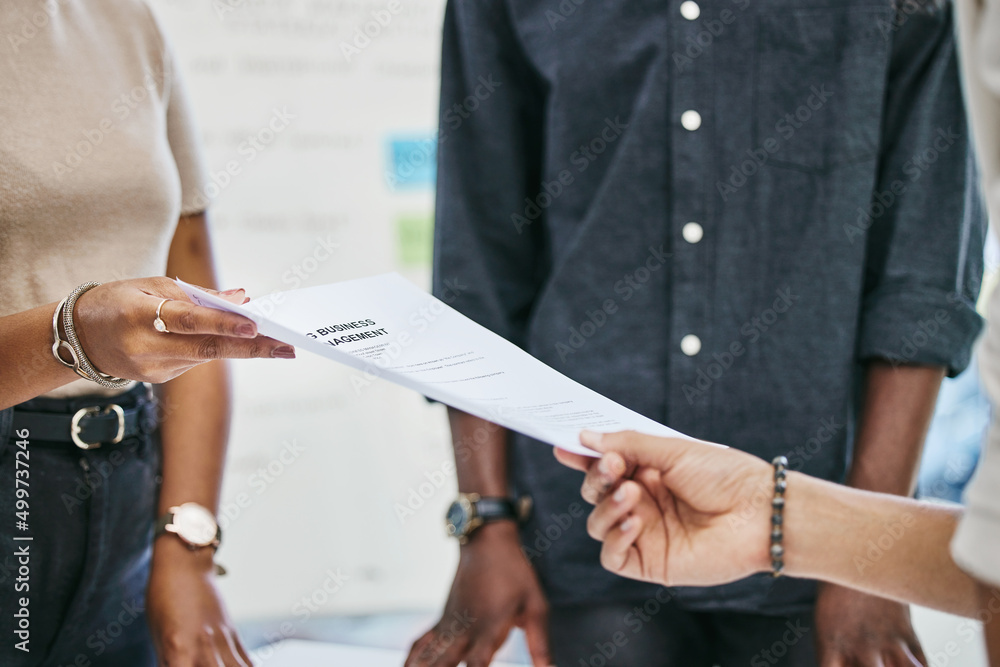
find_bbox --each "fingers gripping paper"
[178,274,689,456]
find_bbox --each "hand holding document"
[178,273,690,456]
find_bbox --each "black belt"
[12,388,158,450]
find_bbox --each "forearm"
[150,358,231,585]
[448,407,523,548]
[450,407,509,497]
[848,361,945,495]
[155,361,230,515]
[785,472,980,616]
[0,304,85,409]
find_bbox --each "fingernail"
[598,458,611,476]
[619,518,633,532]
[242,296,251,304]
[236,323,256,337]
[580,430,603,449]
[613,487,626,503]
[272,345,296,359]
[221,288,246,296]
[611,455,626,475]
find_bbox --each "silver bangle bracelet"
[51,282,130,389]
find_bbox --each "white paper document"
[178,273,690,456]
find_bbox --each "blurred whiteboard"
[152,0,456,622]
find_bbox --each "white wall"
[152,0,455,622]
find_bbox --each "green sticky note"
[396,213,434,267]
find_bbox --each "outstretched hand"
[74,277,295,384]
[555,430,775,587]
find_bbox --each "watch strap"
[154,511,174,539]
[474,497,518,523]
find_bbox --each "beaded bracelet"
[770,456,788,577]
[51,282,130,389]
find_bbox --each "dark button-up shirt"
[433,0,985,613]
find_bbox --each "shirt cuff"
[857,288,983,377]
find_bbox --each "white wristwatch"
[155,502,222,550]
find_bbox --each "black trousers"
[550,600,817,667]
[0,386,160,667]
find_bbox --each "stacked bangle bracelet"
[51,282,130,389]
[770,456,788,577]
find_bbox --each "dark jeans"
[0,386,160,667]
[551,598,816,667]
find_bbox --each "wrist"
[72,288,97,361]
[781,471,852,581]
[152,533,217,574]
[54,283,129,389]
[458,522,524,574]
[748,460,783,577]
[460,519,519,550]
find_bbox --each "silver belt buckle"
[71,404,125,450]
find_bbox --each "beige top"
[952,0,1000,588]
[0,0,207,398]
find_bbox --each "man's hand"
[815,584,926,667]
[405,522,551,667]
[147,538,252,667]
[557,430,775,587]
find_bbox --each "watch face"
[173,503,218,547]
[446,501,470,537]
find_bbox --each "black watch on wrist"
[445,493,531,544]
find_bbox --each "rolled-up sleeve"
[432,0,548,347]
[857,4,985,376]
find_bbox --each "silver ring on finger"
[153,298,172,334]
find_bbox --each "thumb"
[200,286,248,305]
[580,430,713,475]
[166,277,248,305]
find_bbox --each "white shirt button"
[681,334,702,356]
[681,110,702,131]
[680,1,700,20]
[682,222,704,244]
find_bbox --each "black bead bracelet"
[770,456,788,577]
